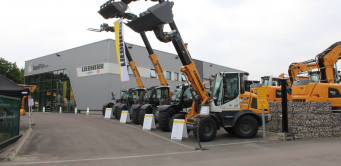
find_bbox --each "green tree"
[0,57,24,84]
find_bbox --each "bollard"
[59,107,62,114]
[43,107,45,113]
[75,107,78,114]
[87,107,89,115]
[262,109,267,142]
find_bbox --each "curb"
[0,128,32,161]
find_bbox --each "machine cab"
[209,72,248,112]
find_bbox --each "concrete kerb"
[0,128,32,162]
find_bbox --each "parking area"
[1,112,340,166]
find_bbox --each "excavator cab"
[113,88,146,119]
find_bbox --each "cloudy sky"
[1,0,341,80]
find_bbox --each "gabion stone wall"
[266,101,341,140]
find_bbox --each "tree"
[0,57,24,84]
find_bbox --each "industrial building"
[24,39,245,112]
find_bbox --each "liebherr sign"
[76,63,109,77]
[114,18,129,82]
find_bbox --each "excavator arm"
[288,59,318,84]
[316,42,341,83]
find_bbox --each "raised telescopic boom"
[88,23,144,88]
[122,1,209,114]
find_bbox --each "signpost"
[257,87,267,142]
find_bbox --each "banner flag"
[114,18,129,82]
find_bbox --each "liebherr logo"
[193,71,205,92]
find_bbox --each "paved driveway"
[1,112,340,166]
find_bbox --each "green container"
[0,95,21,146]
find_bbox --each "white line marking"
[4,151,198,165]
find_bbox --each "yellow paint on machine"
[122,111,128,114]
[145,115,153,118]
[257,87,268,109]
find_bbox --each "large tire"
[158,107,176,132]
[193,116,217,142]
[114,107,122,120]
[234,115,258,138]
[132,108,141,125]
[169,113,186,131]
[224,127,235,134]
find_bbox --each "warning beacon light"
[98,0,128,19]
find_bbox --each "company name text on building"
[32,64,49,70]
[82,63,104,72]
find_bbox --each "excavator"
[291,42,341,108]
[98,0,269,141]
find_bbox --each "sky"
[1,0,341,80]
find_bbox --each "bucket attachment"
[126,1,174,33]
[98,1,128,19]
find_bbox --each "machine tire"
[193,116,217,142]
[114,107,122,120]
[132,108,141,125]
[224,127,235,134]
[234,115,258,138]
[158,107,176,132]
[169,113,186,131]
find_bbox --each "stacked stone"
[265,101,341,140]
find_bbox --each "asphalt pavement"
[0,112,340,166]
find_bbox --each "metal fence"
[0,95,21,146]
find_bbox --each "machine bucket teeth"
[126,1,174,33]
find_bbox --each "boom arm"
[125,44,145,88]
[125,1,210,111]
[288,59,318,84]
[139,32,169,87]
[316,42,341,83]
[90,23,145,88]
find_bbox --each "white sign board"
[104,108,113,119]
[171,119,188,140]
[142,114,156,130]
[120,110,131,123]
[29,99,34,106]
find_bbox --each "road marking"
[204,139,278,147]
[4,151,198,165]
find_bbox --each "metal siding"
[25,39,246,111]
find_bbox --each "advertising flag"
[114,18,129,82]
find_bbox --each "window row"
[26,69,69,84]
[127,65,187,82]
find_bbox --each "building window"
[150,69,156,78]
[128,65,133,75]
[182,74,187,81]
[166,71,171,80]
[174,72,179,81]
